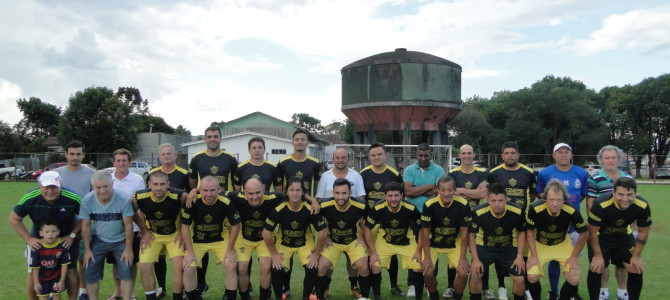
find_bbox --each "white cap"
[39,171,62,187]
[553,143,572,152]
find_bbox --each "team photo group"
[10,126,651,300]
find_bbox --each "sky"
[1,0,669,134]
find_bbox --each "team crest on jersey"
[391,219,400,228]
[252,211,262,219]
[434,235,443,242]
[574,180,581,189]
[55,250,62,259]
[442,217,451,226]
[548,225,557,232]
[374,182,382,191]
[291,221,299,229]
[197,233,205,240]
[465,181,473,189]
[210,165,219,175]
[253,174,260,179]
[155,211,164,220]
[204,214,213,224]
[495,227,503,235]
[508,178,517,187]
[296,171,304,178]
[615,219,624,227]
[338,220,346,229]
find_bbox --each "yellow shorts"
[275,240,314,271]
[374,238,420,270]
[321,240,368,267]
[527,238,574,276]
[428,239,461,269]
[139,232,185,263]
[190,241,231,267]
[235,236,270,262]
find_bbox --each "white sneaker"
[406,285,416,297]
[599,290,609,300]
[524,289,532,300]
[616,292,628,300]
[443,288,454,299]
[497,287,508,300]
[484,289,496,300]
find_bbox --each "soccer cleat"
[351,287,363,298]
[282,288,291,300]
[525,289,532,300]
[390,287,404,296]
[309,292,318,300]
[78,294,90,300]
[599,290,609,300]
[199,284,210,296]
[156,287,166,300]
[496,287,507,300]
[406,285,416,297]
[483,289,496,300]
[547,291,557,300]
[443,288,454,299]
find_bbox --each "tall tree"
[0,121,22,156]
[174,125,192,137]
[59,86,138,153]
[116,87,149,115]
[132,114,175,134]
[290,113,323,133]
[16,97,62,138]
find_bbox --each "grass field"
[3,182,668,299]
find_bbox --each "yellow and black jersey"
[487,163,536,210]
[226,191,283,242]
[526,199,587,246]
[360,165,403,208]
[277,155,321,197]
[148,166,191,192]
[320,198,368,245]
[421,195,471,248]
[470,202,526,248]
[264,201,327,248]
[449,166,488,191]
[588,196,652,241]
[233,160,281,191]
[188,150,238,190]
[135,187,184,235]
[365,201,421,246]
[181,194,241,243]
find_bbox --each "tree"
[174,125,192,136]
[116,87,149,115]
[16,97,62,139]
[0,121,22,156]
[59,86,138,153]
[132,114,175,134]
[449,100,493,153]
[290,113,323,133]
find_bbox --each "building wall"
[136,133,196,167]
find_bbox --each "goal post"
[333,144,453,173]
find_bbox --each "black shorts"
[106,232,140,265]
[476,245,523,276]
[588,235,634,268]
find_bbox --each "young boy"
[30,219,72,300]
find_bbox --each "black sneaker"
[199,284,210,296]
[548,291,558,300]
[390,287,404,296]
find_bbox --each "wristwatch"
[69,233,77,239]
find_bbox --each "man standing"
[188,126,239,293]
[80,170,135,300]
[180,176,241,300]
[10,171,82,300]
[234,137,282,192]
[449,144,488,210]
[55,140,94,300]
[402,143,445,297]
[418,176,471,300]
[535,143,589,300]
[360,142,404,296]
[316,148,366,201]
[587,178,651,300]
[586,145,631,300]
[363,182,423,300]
[469,184,527,300]
[315,179,371,300]
[133,171,187,300]
[526,180,588,300]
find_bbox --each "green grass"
[3,182,669,299]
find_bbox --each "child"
[30,219,72,300]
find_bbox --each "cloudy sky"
[1,0,669,134]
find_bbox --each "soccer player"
[315,178,371,300]
[30,219,72,300]
[469,184,526,300]
[188,126,239,294]
[360,142,404,296]
[587,177,651,300]
[418,176,471,300]
[486,141,536,300]
[234,137,282,192]
[262,176,328,300]
[180,176,241,300]
[133,171,187,300]
[276,129,322,297]
[585,145,631,300]
[363,182,423,300]
[10,171,82,300]
[526,180,588,300]
[80,170,135,300]
[535,143,589,300]
[403,143,445,297]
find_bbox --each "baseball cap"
[553,143,572,152]
[39,171,62,187]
